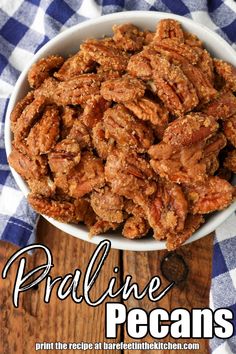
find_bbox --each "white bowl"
[5,11,236,251]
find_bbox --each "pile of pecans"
[9,19,236,250]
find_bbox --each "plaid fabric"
[0,1,235,352]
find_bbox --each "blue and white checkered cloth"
[0,1,235,352]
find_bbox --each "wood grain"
[0,217,213,354]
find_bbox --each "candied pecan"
[151,56,198,115]
[105,149,157,206]
[65,152,105,198]
[112,23,144,51]
[103,105,154,153]
[89,220,120,236]
[154,19,184,42]
[68,120,92,150]
[148,141,176,160]
[92,122,114,160]
[28,194,94,223]
[180,63,217,104]
[81,38,129,71]
[61,106,81,139]
[223,114,236,147]
[14,95,47,142]
[183,32,202,48]
[124,97,168,125]
[34,74,101,106]
[96,66,121,81]
[124,97,168,139]
[8,147,47,180]
[185,176,234,214]
[203,91,236,120]
[203,133,227,156]
[143,30,155,45]
[101,76,145,103]
[28,194,76,222]
[27,177,55,197]
[152,38,200,64]
[146,181,188,240]
[202,133,227,174]
[91,186,124,223]
[81,95,110,129]
[224,150,236,173]
[124,199,146,218]
[28,55,64,88]
[214,59,236,92]
[149,142,207,185]
[48,138,81,174]
[54,51,95,81]
[26,105,60,155]
[127,52,153,80]
[166,214,204,251]
[122,215,149,239]
[163,113,219,147]
[196,49,214,83]
[10,91,34,132]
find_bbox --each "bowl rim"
[4,10,236,251]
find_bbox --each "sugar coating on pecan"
[10,91,34,132]
[91,186,124,223]
[26,105,60,155]
[183,32,203,48]
[61,106,81,139]
[8,147,47,180]
[54,51,95,81]
[185,176,234,214]
[180,63,217,104]
[14,95,47,143]
[123,215,149,239]
[166,214,204,251]
[151,56,199,115]
[127,52,153,80]
[124,97,169,137]
[112,23,144,52]
[101,76,145,103]
[81,38,129,71]
[27,177,55,198]
[28,55,64,88]
[103,105,154,152]
[223,115,236,147]
[66,151,105,198]
[214,59,236,92]
[105,149,157,206]
[35,74,101,106]
[196,49,214,83]
[146,181,188,240]
[48,138,81,174]
[28,194,95,223]
[68,120,92,150]
[149,142,208,185]
[154,19,184,42]
[92,122,114,160]
[8,18,236,250]
[203,91,236,120]
[89,220,120,236]
[81,95,110,129]
[163,113,218,147]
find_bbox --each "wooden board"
[0,217,213,354]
